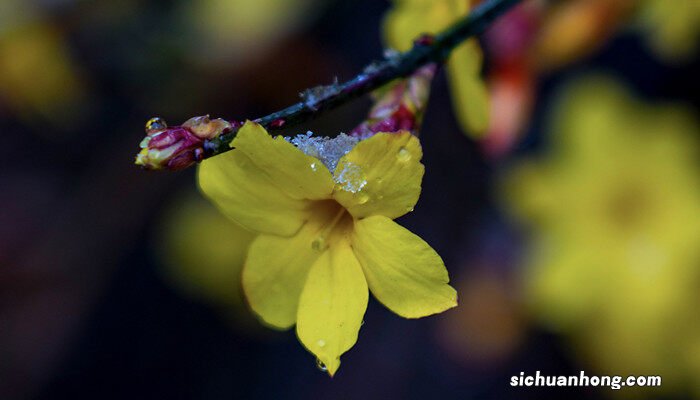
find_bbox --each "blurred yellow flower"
[638,0,700,61]
[500,76,700,397]
[532,0,635,71]
[156,191,255,314]
[198,122,457,376]
[0,22,87,129]
[533,0,700,68]
[383,0,490,137]
[183,0,324,65]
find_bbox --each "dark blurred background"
[1,0,698,399]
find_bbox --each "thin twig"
[203,0,521,157]
[135,0,522,170]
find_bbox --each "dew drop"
[316,359,328,372]
[357,193,370,204]
[406,206,414,212]
[145,117,167,133]
[311,237,326,251]
[317,339,326,348]
[397,147,412,162]
[310,162,318,171]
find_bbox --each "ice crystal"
[333,160,367,193]
[299,78,341,110]
[287,131,360,173]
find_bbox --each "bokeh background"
[1,0,698,399]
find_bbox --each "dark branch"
[136,0,522,170]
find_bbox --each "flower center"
[310,200,352,252]
[606,183,652,231]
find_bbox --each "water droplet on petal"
[357,193,370,204]
[397,147,412,162]
[310,162,318,171]
[316,359,328,372]
[361,320,365,326]
[311,237,326,251]
[406,206,414,212]
[317,339,326,348]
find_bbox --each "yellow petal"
[296,238,368,377]
[332,131,424,219]
[383,0,488,137]
[198,150,309,236]
[447,42,490,136]
[232,121,335,200]
[383,0,467,51]
[352,215,457,318]
[242,202,342,329]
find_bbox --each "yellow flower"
[500,76,700,397]
[198,122,457,376]
[638,0,700,61]
[0,22,87,130]
[533,0,700,67]
[383,0,490,137]
[183,0,323,65]
[156,191,255,313]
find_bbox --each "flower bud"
[351,64,436,137]
[135,115,233,170]
[182,115,232,139]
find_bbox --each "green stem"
[199,0,522,158]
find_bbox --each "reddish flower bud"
[135,115,232,170]
[350,64,436,137]
[414,33,435,46]
[269,118,286,128]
